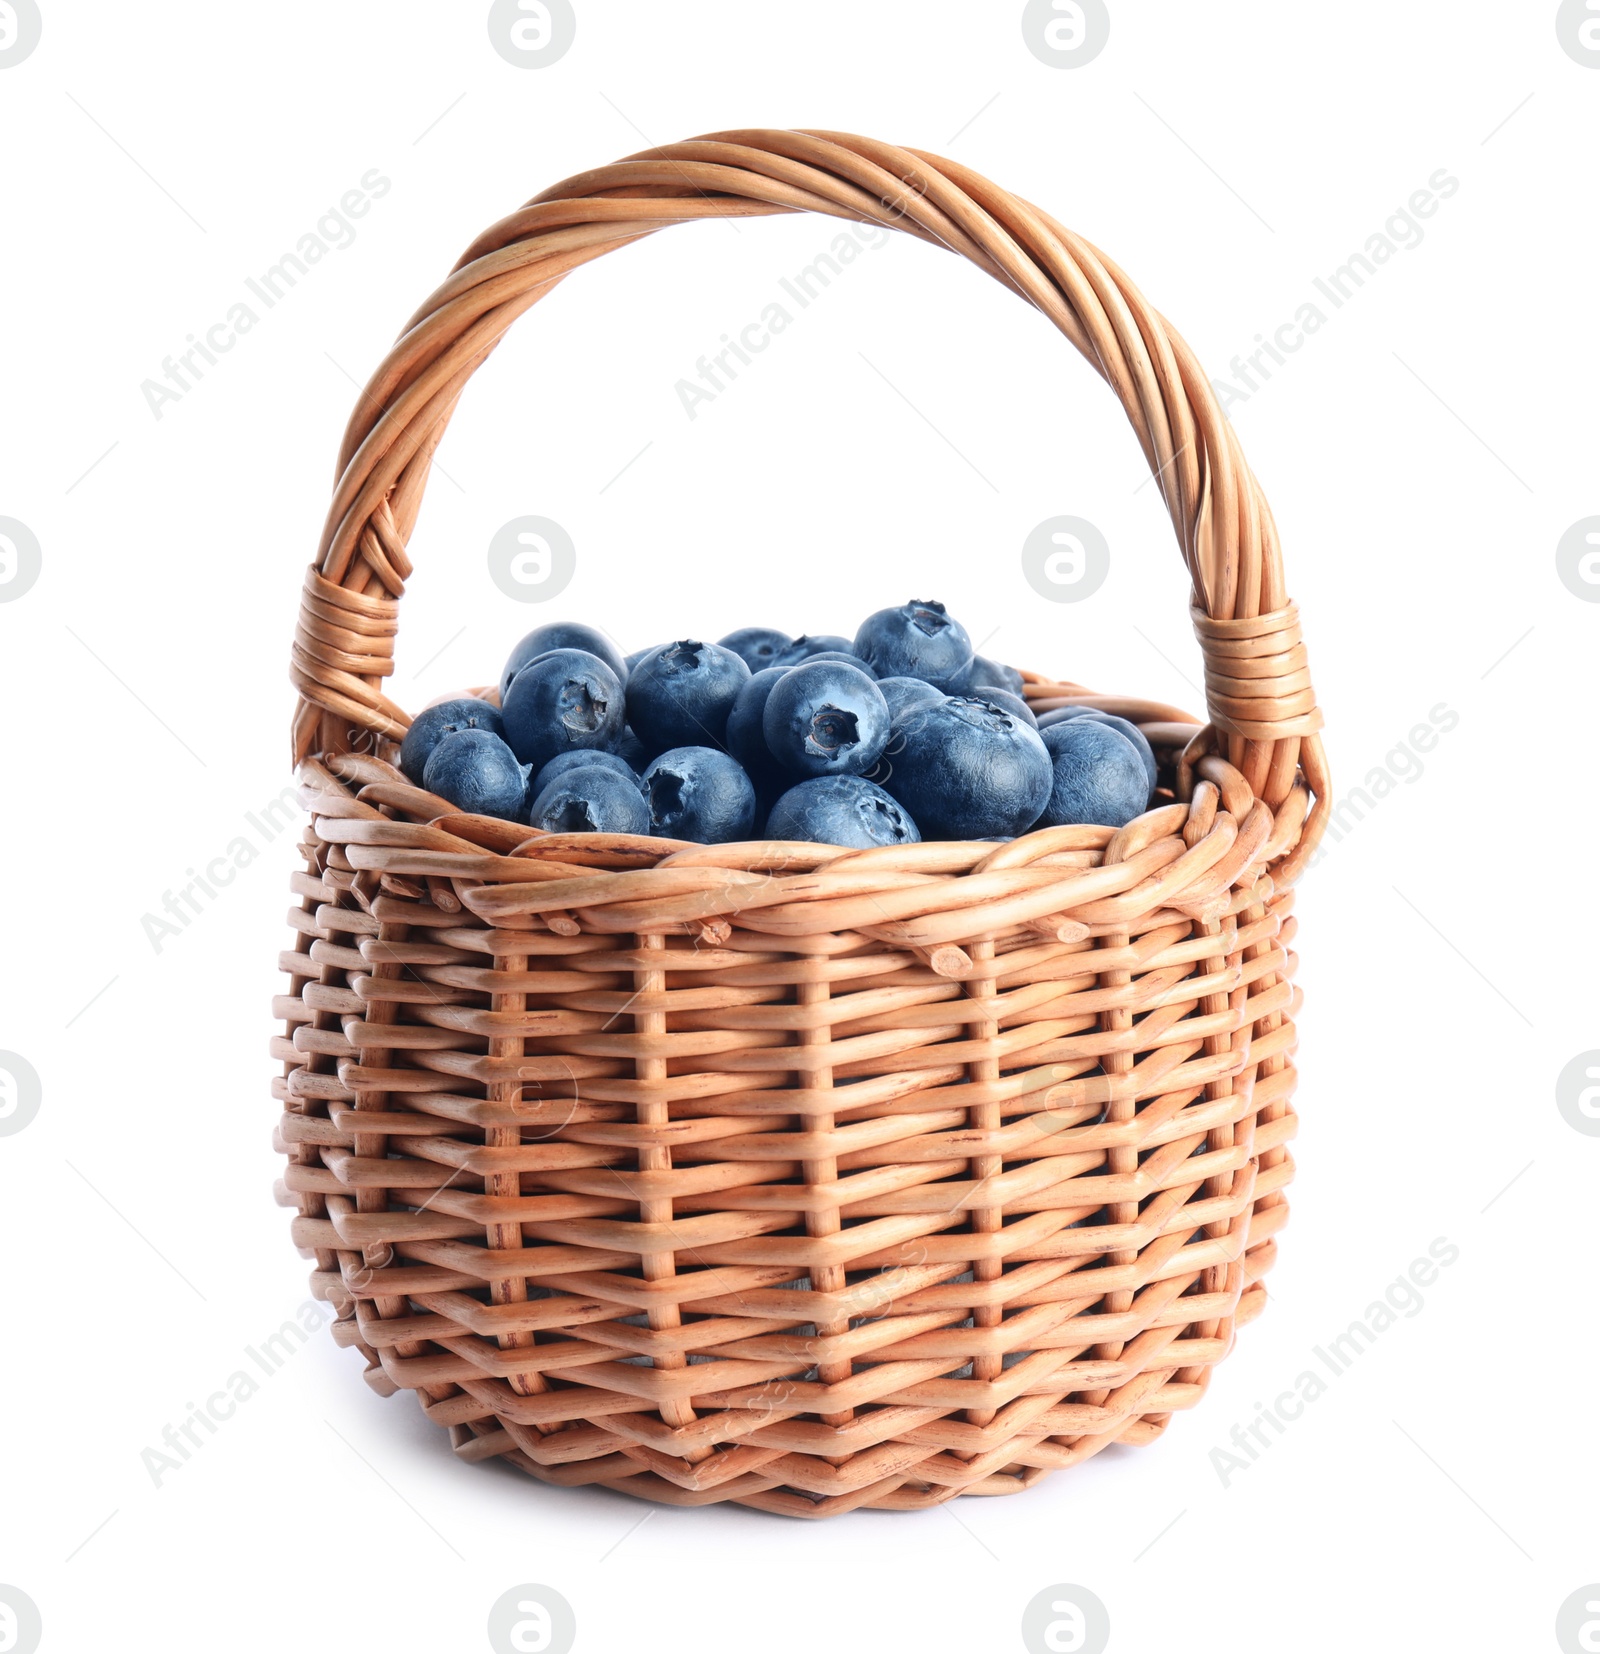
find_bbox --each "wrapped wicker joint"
[274,129,1330,1517]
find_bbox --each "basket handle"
[292,129,1326,850]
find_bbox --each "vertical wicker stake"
[487,939,541,1397]
[1250,885,1295,1229]
[631,933,700,1440]
[1186,900,1245,1394]
[961,939,1003,1430]
[795,955,852,1437]
[357,909,422,1373]
[275,128,1330,1515]
[1085,922,1136,1413]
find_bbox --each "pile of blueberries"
[398,600,1159,848]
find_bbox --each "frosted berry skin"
[772,633,857,670]
[792,649,877,675]
[528,764,652,835]
[615,727,650,771]
[881,696,1053,838]
[955,654,1026,697]
[765,776,921,848]
[718,627,792,672]
[964,685,1037,727]
[1037,706,1158,795]
[724,667,792,803]
[531,748,638,798]
[876,676,945,722]
[399,698,507,786]
[501,621,629,700]
[1076,711,1158,795]
[762,661,892,779]
[501,648,625,773]
[421,727,530,821]
[852,599,973,691]
[639,747,758,844]
[1037,718,1152,829]
[625,640,751,757]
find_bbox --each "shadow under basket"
[275,129,1330,1518]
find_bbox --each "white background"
[1,3,1595,1651]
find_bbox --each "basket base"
[317,1261,1280,1517]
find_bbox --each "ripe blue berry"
[501,648,625,773]
[773,633,856,670]
[967,685,1037,726]
[881,696,1052,838]
[718,627,792,672]
[1037,707,1158,794]
[762,661,891,778]
[501,622,628,700]
[766,776,921,848]
[1037,719,1152,829]
[639,747,758,843]
[626,640,750,756]
[528,764,652,835]
[954,654,1025,697]
[876,676,945,722]
[531,748,638,798]
[724,667,792,803]
[853,599,972,689]
[796,649,877,675]
[399,698,506,786]
[422,727,529,821]
[615,727,650,772]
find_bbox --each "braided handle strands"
[275,131,1330,1517]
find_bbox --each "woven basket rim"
[286,126,1329,878]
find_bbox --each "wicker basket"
[275,129,1330,1517]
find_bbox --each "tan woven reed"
[274,129,1330,1517]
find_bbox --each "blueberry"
[965,685,1037,726]
[398,697,507,786]
[1036,719,1152,829]
[625,640,750,755]
[853,599,973,690]
[501,622,628,700]
[724,667,792,802]
[528,764,652,835]
[718,627,792,672]
[773,633,856,670]
[501,648,625,772]
[1036,705,1095,729]
[422,728,530,821]
[956,654,1026,697]
[532,747,638,798]
[876,676,946,722]
[766,776,922,848]
[881,696,1052,838]
[624,646,659,676]
[640,747,758,843]
[796,649,877,675]
[614,726,650,771]
[1037,707,1158,794]
[1079,712,1158,794]
[762,661,891,778]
